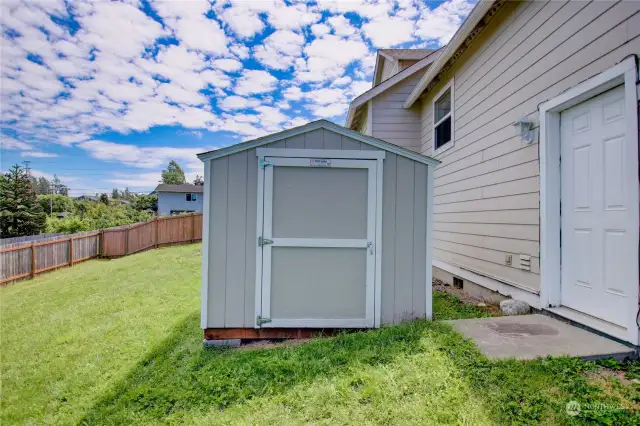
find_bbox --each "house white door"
[257,156,378,328]
[560,85,636,327]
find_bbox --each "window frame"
[186,193,197,202]
[432,78,455,154]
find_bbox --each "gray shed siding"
[416,0,640,292]
[204,127,429,328]
[157,192,203,216]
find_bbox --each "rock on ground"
[500,299,531,316]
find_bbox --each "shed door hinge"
[256,315,271,326]
[258,236,273,247]
[259,159,273,169]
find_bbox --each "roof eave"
[197,119,440,167]
[404,0,497,108]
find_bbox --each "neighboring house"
[74,195,99,202]
[347,0,640,345]
[155,184,204,216]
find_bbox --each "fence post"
[154,216,159,248]
[191,213,195,243]
[100,230,105,258]
[69,237,74,266]
[124,226,130,255]
[30,243,36,277]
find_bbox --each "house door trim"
[539,56,639,345]
[254,148,385,329]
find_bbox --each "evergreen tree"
[161,160,186,184]
[111,188,120,199]
[0,165,47,237]
[193,175,204,186]
[99,193,110,205]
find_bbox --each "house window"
[186,193,197,202]
[433,81,454,152]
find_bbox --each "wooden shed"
[197,120,439,343]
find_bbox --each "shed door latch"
[256,315,272,326]
[258,237,273,247]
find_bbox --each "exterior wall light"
[514,117,535,143]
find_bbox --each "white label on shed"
[309,158,331,167]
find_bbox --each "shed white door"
[258,157,377,328]
[560,85,635,327]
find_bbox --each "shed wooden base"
[204,328,357,341]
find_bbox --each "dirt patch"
[433,278,502,315]
[585,368,640,412]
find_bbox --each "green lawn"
[1,243,638,425]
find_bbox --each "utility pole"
[22,160,31,176]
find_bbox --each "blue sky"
[0,0,474,195]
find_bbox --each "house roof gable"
[346,49,441,128]
[197,120,439,166]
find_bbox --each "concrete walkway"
[446,314,636,361]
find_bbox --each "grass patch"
[1,244,201,425]
[2,244,638,425]
[432,290,496,320]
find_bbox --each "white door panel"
[560,85,634,327]
[258,157,378,328]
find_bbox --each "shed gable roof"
[197,120,439,166]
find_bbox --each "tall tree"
[111,188,120,199]
[193,175,204,186]
[99,193,110,205]
[0,165,47,237]
[37,176,50,195]
[161,160,186,184]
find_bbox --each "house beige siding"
[371,73,423,151]
[398,59,419,71]
[205,127,430,328]
[419,0,640,292]
[380,58,398,82]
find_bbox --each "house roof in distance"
[155,184,204,193]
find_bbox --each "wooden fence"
[0,213,203,285]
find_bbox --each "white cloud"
[363,14,415,47]
[266,2,320,30]
[297,35,369,83]
[218,2,265,38]
[79,139,207,170]
[304,88,346,105]
[218,95,261,111]
[327,15,356,36]
[283,86,304,101]
[213,58,243,72]
[74,1,167,59]
[309,103,349,118]
[254,30,305,70]
[20,151,59,158]
[310,23,330,37]
[332,76,352,87]
[415,0,475,45]
[235,69,278,96]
